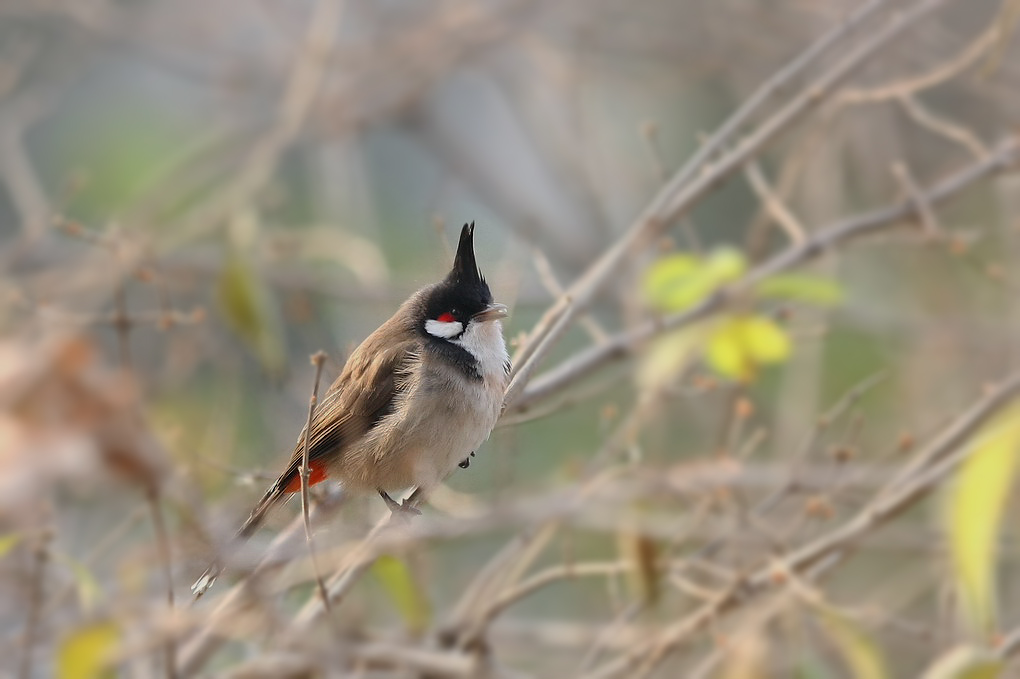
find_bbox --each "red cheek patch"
[437,312,456,323]
[283,459,328,493]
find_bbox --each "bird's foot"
[379,490,422,516]
[458,451,476,469]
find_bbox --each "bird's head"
[421,222,508,342]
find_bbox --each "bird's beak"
[473,302,509,322]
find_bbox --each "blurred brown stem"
[17,524,52,679]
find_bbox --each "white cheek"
[425,319,464,339]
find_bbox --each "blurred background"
[1,0,1020,677]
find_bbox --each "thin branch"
[178,486,347,674]
[532,247,609,344]
[512,135,1020,414]
[174,0,343,245]
[301,351,330,610]
[292,499,415,626]
[351,642,475,677]
[743,159,807,245]
[896,93,989,161]
[838,9,1010,104]
[584,371,1020,679]
[480,561,634,627]
[503,0,913,409]
[17,525,52,679]
[147,489,177,679]
[891,160,943,240]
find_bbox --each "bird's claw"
[379,490,422,516]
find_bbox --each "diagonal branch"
[510,135,1020,415]
[502,0,946,412]
[585,370,1020,679]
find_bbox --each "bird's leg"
[378,490,422,516]
[458,451,477,469]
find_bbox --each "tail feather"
[190,483,286,598]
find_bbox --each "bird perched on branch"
[192,222,509,596]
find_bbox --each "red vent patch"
[283,459,328,493]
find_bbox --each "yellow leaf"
[706,319,749,380]
[921,646,1002,679]
[705,315,791,382]
[818,608,887,679]
[702,247,746,282]
[643,248,746,312]
[742,315,791,363]
[944,404,1020,636]
[0,533,21,559]
[642,254,711,312]
[58,621,119,679]
[372,555,431,633]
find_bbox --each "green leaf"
[943,403,1020,636]
[217,253,285,374]
[757,273,844,306]
[58,621,119,679]
[643,248,746,312]
[921,646,1002,679]
[818,608,887,679]
[372,555,431,633]
[0,534,21,560]
[705,315,791,381]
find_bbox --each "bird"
[192,222,509,596]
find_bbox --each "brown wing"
[234,331,418,538]
[283,332,417,484]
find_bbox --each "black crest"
[420,222,493,327]
[448,221,484,289]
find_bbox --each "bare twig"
[147,489,178,679]
[17,525,52,679]
[503,0,915,410]
[292,489,423,626]
[178,487,347,674]
[512,136,1020,413]
[584,371,1020,679]
[892,160,943,240]
[743,159,808,245]
[838,8,1011,105]
[896,93,989,160]
[532,247,609,344]
[480,561,633,628]
[175,0,343,244]
[301,351,330,609]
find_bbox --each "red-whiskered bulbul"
[192,222,509,595]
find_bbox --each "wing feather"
[272,334,418,495]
